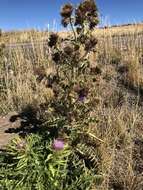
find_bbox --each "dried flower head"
[48,33,59,47]
[89,16,99,29]
[74,44,80,51]
[84,36,98,51]
[90,66,102,75]
[80,0,97,13]
[63,45,74,55]
[74,85,89,101]
[61,3,73,18]
[76,27,82,34]
[52,51,61,63]
[79,35,87,44]
[75,0,99,29]
[74,8,83,26]
[61,17,70,27]
[53,139,64,150]
[47,74,59,88]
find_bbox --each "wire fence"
[3,31,143,50]
[98,32,143,50]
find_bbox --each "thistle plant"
[45,0,100,148]
[0,1,103,189]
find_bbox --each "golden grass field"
[1,23,143,43]
[0,24,143,189]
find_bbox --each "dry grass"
[1,23,143,43]
[95,23,143,36]
[0,25,143,189]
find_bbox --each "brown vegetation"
[0,24,143,189]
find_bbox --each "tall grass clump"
[0,0,104,189]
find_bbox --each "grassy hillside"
[1,23,143,43]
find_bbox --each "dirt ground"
[0,112,19,149]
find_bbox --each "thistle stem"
[70,17,77,41]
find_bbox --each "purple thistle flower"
[53,139,64,151]
[78,94,85,102]
[78,88,89,102]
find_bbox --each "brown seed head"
[48,33,59,47]
[84,36,98,51]
[61,17,70,27]
[75,0,99,29]
[90,66,102,75]
[63,44,74,55]
[52,51,61,63]
[89,16,99,29]
[61,3,73,18]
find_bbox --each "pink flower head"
[53,139,64,151]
